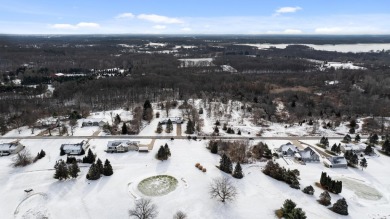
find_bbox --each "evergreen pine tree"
[83,149,95,164]
[237,129,241,135]
[210,141,218,154]
[166,119,173,133]
[281,199,296,215]
[382,139,390,154]
[103,159,114,176]
[164,143,171,157]
[156,122,163,134]
[96,158,104,174]
[219,154,232,173]
[331,144,337,152]
[186,119,194,134]
[332,198,348,215]
[364,145,373,155]
[350,154,359,166]
[226,155,233,174]
[54,160,69,180]
[336,144,341,154]
[60,147,65,156]
[39,149,46,159]
[287,208,307,219]
[115,114,121,124]
[214,126,219,134]
[369,133,379,144]
[86,163,101,180]
[69,160,80,178]
[360,158,367,170]
[320,172,327,186]
[121,122,128,134]
[157,146,167,160]
[142,100,153,121]
[355,134,361,142]
[233,162,244,179]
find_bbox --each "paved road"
[0,135,368,140]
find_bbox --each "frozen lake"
[236,43,390,53]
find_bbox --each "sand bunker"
[137,175,178,196]
[336,177,383,201]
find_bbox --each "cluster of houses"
[59,140,148,156]
[81,119,107,127]
[160,117,183,124]
[276,142,348,168]
[0,141,24,156]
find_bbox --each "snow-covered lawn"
[1,139,390,218]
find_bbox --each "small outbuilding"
[138,147,149,153]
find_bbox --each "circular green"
[137,175,178,196]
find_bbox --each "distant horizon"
[1,0,389,35]
[2,34,390,37]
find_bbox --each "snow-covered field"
[322,62,366,70]
[236,43,390,53]
[1,139,390,218]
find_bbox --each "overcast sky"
[0,0,389,34]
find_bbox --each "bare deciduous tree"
[69,119,78,136]
[165,100,171,117]
[173,211,187,219]
[129,198,158,219]
[12,148,33,167]
[209,177,237,203]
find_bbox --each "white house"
[60,141,87,155]
[0,141,24,156]
[106,140,140,153]
[341,143,366,153]
[278,143,299,157]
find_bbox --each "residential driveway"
[176,124,182,137]
[291,140,305,150]
[139,139,156,150]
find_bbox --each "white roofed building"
[106,140,140,153]
[60,141,87,155]
[0,141,24,156]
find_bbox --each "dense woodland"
[0,35,390,133]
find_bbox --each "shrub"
[318,191,331,206]
[195,163,200,167]
[332,198,348,215]
[202,168,207,172]
[302,185,315,195]
[198,165,203,170]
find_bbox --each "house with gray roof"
[0,141,24,156]
[323,156,348,168]
[295,147,320,162]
